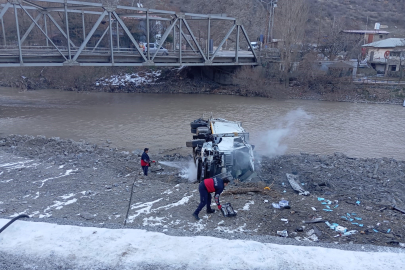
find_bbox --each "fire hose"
[0,214,29,234]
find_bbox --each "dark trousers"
[142,166,148,176]
[194,182,213,215]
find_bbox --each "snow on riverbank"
[95,70,162,86]
[0,219,404,270]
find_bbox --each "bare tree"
[274,0,308,86]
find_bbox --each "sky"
[1,218,404,270]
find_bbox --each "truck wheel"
[190,119,208,129]
[186,139,205,148]
[197,158,203,183]
[196,127,210,135]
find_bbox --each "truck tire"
[186,139,205,148]
[197,158,203,183]
[190,119,208,129]
[196,127,210,135]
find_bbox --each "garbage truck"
[186,117,255,182]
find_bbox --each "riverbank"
[1,134,404,250]
[0,66,404,105]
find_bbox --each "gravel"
[0,134,404,269]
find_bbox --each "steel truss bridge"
[0,0,258,67]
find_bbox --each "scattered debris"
[279,200,289,208]
[280,218,288,223]
[272,203,280,209]
[286,174,310,196]
[304,217,325,224]
[277,230,288,237]
[392,205,405,214]
[335,226,347,233]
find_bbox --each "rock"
[366,206,373,211]
[80,212,94,220]
[105,185,112,189]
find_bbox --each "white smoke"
[159,160,197,182]
[255,108,311,157]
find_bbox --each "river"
[0,87,404,159]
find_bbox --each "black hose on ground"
[124,177,136,226]
[0,214,29,234]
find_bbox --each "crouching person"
[192,176,230,220]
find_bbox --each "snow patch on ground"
[1,219,403,270]
[95,70,162,86]
[60,193,76,199]
[127,198,163,223]
[154,194,193,211]
[142,216,166,227]
[215,223,247,234]
[0,160,38,171]
[34,169,78,188]
[241,200,254,211]
[43,198,78,212]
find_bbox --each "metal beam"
[47,13,76,48]
[179,19,182,64]
[241,25,257,61]
[151,18,178,61]
[82,10,86,42]
[64,2,71,59]
[91,26,109,53]
[176,24,196,53]
[0,2,11,20]
[20,14,42,44]
[112,11,147,62]
[235,25,239,63]
[108,12,114,64]
[1,18,5,46]
[116,19,119,51]
[4,4,104,15]
[146,10,149,60]
[207,17,210,59]
[44,14,48,46]
[19,4,67,60]
[22,0,45,10]
[182,18,207,61]
[211,24,236,61]
[14,4,23,64]
[73,10,107,61]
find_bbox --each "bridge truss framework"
[0,0,258,67]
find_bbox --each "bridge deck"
[0,48,257,67]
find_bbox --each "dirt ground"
[0,135,404,249]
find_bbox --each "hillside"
[125,0,405,42]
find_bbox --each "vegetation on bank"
[0,65,403,105]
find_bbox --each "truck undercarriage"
[186,117,255,182]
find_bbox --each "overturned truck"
[186,117,255,182]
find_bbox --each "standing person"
[192,176,230,220]
[141,148,154,176]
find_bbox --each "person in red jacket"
[192,176,230,220]
[141,148,155,176]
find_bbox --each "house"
[342,30,390,44]
[362,38,405,74]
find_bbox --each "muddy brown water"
[1,87,404,159]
